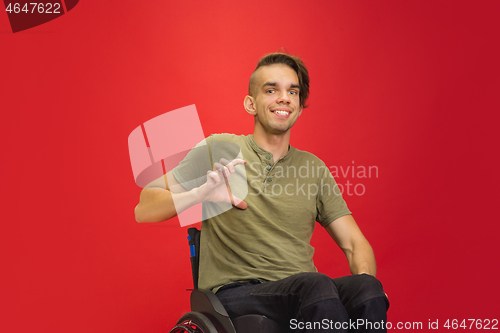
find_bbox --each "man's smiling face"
[247,64,303,135]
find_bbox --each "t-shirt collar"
[247,134,295,160]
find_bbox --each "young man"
[135,53,389,332]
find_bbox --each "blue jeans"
[215,272,389,332]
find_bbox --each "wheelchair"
[169,228,285,333]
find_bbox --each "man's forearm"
[135,187,202,223]
[346,240,377,276]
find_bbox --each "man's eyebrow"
[262,82,300,90]
[262,82,277,88]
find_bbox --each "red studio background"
[1,1,499,332]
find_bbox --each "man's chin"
[269,125,293,134]
[256,120,294,135]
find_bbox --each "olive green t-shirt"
[173,134,351,292]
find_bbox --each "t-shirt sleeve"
[171,134,243,192]
[315,161,352,227]
[172,137,213,191]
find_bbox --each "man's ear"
[297,106,303,117]
[244,95,257,115]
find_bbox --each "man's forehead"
[255,64,299,87]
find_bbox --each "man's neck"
[252,127,291,161]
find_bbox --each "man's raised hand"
[197,158,248,209]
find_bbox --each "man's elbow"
[134,203,150,223]
[134,202,172,223]
[135,189,158,223]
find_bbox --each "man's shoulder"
[208,133,251,145]
[209,133,247,140]
[205,133,252,162]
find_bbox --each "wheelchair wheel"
[169,311,219,333]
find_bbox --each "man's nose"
[276,91,290,104]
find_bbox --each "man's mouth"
[271,109,291,118]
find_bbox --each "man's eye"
[289,91,298,95]
[266,89,275,94]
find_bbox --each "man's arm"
[135,160,247,223]
[135,171,201,222]
[325,215,377,276]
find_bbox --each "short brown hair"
[249,53,310,108]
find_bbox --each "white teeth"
[275,110,289,116]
